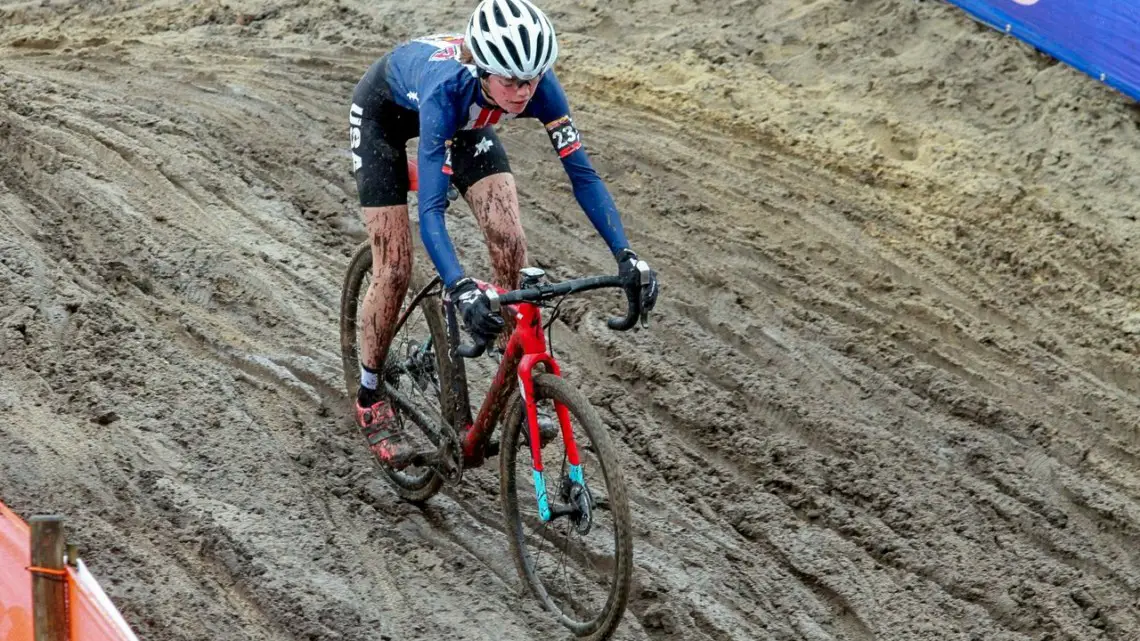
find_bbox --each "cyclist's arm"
[416,91,466,289]
[529,73,631,257]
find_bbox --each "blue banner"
[945,0,1140,102]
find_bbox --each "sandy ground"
[2,1,1139,639]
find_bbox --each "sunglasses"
[481,72,543,88]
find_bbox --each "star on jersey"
[474,136,494,156]
[406,91,419,103]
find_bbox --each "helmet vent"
[492,2,509,28]
[502,38,523,70]
[484,40,510,69]
[517,25,532,58]
[532,30,545,65]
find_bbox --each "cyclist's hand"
[449,277,505,342]
[616,249,659,313]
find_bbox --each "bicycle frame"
[448,289,584,522]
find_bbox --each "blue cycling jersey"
[381,34,630,288]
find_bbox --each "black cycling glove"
[616,249,659,313]
[449,278,505,341]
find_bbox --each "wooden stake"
[29,515,68,641]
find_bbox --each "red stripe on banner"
[558,141,582,158]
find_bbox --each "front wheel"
[500,373,633,640]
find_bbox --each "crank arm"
[381,383,463,482]
[383,383,445,447]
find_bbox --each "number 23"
[552,126,579,148]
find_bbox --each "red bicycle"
[339,163,649,641]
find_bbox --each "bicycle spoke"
[510,394,622,628]
[383,292,445,481]
[341,248,448,502]
[559,528,576,617]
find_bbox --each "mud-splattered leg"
[464,172,528,290]
[360,205,413,371]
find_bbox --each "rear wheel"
[500,373,633,640]
[339,242,453,502]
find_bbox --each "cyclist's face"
[483,74,541,113]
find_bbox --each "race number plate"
[545,115,582,158]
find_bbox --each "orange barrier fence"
[68,559,138,641]
[1,502,34,641]
[0,502,138,641]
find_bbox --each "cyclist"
[348,0,659,468]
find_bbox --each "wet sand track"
[2,1,1139,640]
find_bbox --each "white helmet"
[465,0,559,80]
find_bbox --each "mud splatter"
[360,205,413,370]
[464,173,528,290]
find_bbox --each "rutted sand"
[2,1,1138,639]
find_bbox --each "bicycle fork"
[518,354,588,524]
